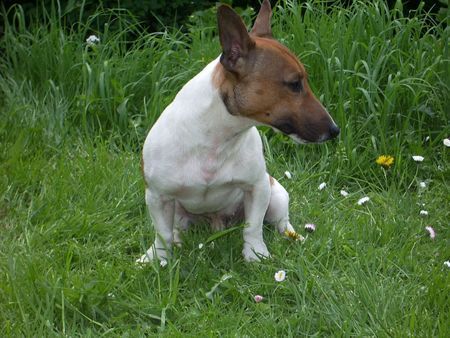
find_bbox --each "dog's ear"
[250,0,273,38]
[217,4,255,73]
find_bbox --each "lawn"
[1,0,449,336]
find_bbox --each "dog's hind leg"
[265,176,295,234]
[173,201,191,247]
[137,189,175,263]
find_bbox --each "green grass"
[1,0,449,336]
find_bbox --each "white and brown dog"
[138,0,339,263]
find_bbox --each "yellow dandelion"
[284,230,304,241]
[376,155,394,168]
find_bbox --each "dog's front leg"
[242,175,271,262]
[137,189,175,263]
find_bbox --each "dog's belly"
[175,185,244,215]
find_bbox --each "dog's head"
[215,0,339,143]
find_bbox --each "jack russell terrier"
[138,0,339,263]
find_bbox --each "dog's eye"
[286,80,303,93]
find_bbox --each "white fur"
[138,57,294,263]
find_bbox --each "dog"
[138,0,339,263]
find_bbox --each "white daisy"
[318,182,327,190]
[443,138,450,147]
[160,259,168,267]
[419,210,428,216]
[254,295,264,303]
[340,190,349,197]
[419,181,427,188]
[274,270,286,282]
[304,223,316,232]
[412,155,424,162]
[444,261,450,268]
[198,243,204,249]
[284,171,292,179]
[357,196,370,205]
[86,34,100,45]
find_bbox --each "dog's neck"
[174,57,257,146]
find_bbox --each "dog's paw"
[277,221,295,234]
[136,246,169,264]
[136,253,152,264]
[242,241,270,262]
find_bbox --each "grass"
[1,0,449,336]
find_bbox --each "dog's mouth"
[287,134,310,144]
[271,126,312,144]
[271,122,340,144]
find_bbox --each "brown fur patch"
[212,62,225,89]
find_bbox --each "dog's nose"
[329,124,340,139]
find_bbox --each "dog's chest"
[200,142,230,182]
[185,142,251,188]
[159,139,256,213]
[173,154,246,214]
